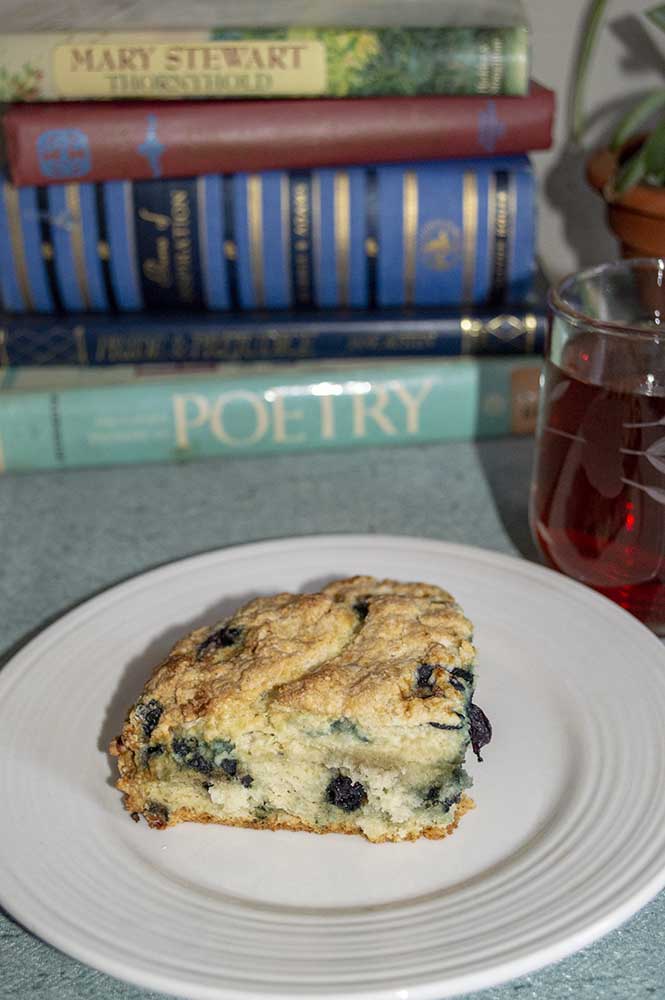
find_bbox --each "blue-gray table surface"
[1,439,664,1000]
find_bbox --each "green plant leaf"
[642,119,665,175]
[646,3,665,33]
[571,0,611,142]
[614,145,649,193]
[611,89,665,149]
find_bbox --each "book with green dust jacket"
[0,1,530,100]
[0,355,541,473]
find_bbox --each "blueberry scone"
[109,576,491,843]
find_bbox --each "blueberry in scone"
[109,576,491,843]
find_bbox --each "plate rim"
[2,532,665,1000]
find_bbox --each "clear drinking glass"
[529,258,665,634]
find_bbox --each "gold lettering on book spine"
[196,176,211,304]
[402,171,418,307]
[462,172,478,304]
[170,188,195,302]
[143,238,171,287]
[65,184,92,309]
[333,171,350,308]
[507,173,517,285]
[290,177,311,304]
[137,207,170,231]
[490,35,504,95]
[494,186,509,290]
[312,174,322,297]
[3,182,34,310]
[247,175,265,307]
[73,324,89,365]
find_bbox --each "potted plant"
[576,1,665,256]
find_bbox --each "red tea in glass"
[530,259,665,634]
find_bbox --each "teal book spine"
[0,356,540,473]
[0,157,536,314]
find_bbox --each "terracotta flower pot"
[587,142,665,258]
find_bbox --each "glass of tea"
[530,258,665,634]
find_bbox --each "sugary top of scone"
[119,576,475,748]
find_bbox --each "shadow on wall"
[543,5,663,271]
[544,139,618,271]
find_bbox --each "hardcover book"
[4,84,554,186]
[0,287,547,367]
[0,157,536,314]
[0,354,541,473]
[0,1,530,101]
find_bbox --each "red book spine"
[4,83,554,186]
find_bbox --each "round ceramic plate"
[2,535,665,1000]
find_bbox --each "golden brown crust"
[273,578,474,724]
[134,794,475,843]
[115,575,476,752]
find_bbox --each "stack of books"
[0,0,554,473]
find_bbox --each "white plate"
[2,535,665,1000]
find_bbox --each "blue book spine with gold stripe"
[0,157,535,314]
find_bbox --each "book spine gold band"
[247,174,265,308]
[333,171,351,309]
[3,184,34,310]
